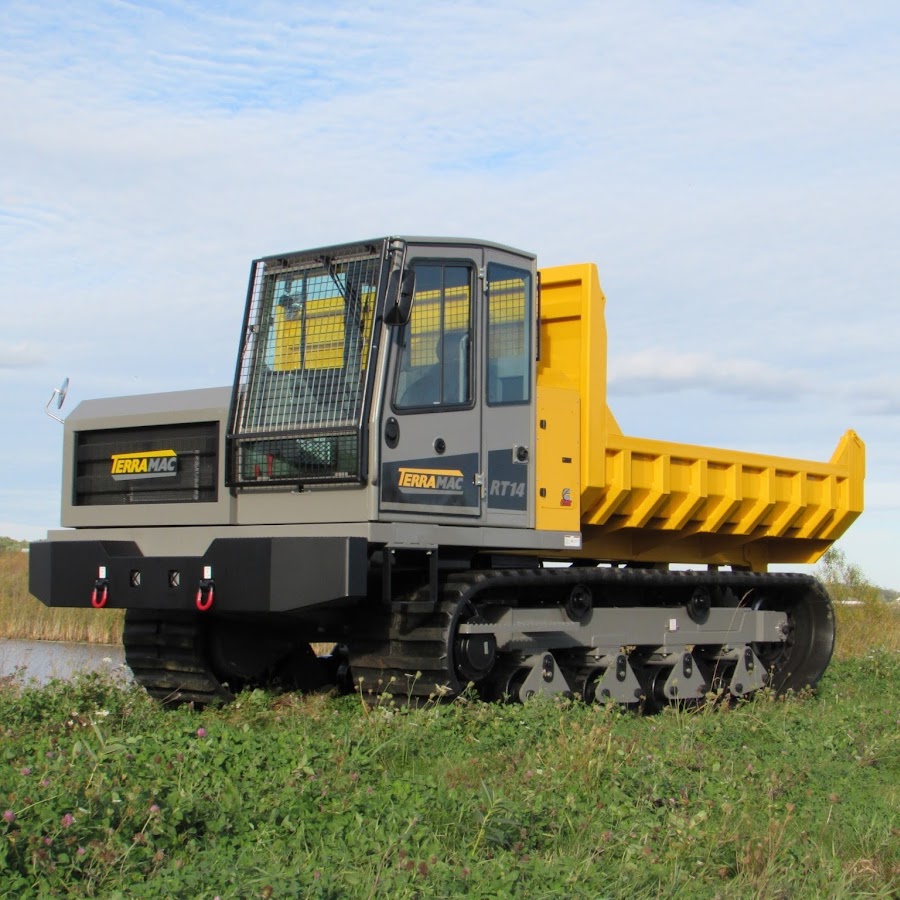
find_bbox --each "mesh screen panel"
[488,278,526,359]
[75,422,219,506]
[230,244,383,485]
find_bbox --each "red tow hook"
[195,579,215,612]
[91,580,109,609]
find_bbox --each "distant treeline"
[0,537,28,552]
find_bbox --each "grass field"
[0,654,897,898]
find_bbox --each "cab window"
[486,263,531,405]
[394,263,473,410]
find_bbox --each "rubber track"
[347,567,826,704]
[123,610,233,706]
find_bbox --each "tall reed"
[0,551,122,644]
[817,546,900,659]
[832,595,900,659]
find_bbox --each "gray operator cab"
[230,235,539,531]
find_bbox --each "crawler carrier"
[30,237,865,706]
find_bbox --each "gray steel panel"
[41,519,581,556]
[460,606,787,652]
[269,537,367,611]
[235,482,373,525]
[367,521,580,551]
[258,237,535,266]
[66,387,232,428]
[61,390,234,529]
[400,237,535,260]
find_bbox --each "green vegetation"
[0,538,27,553]
[817,548,900,659]
[0,656,897,898]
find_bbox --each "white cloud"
[609,349,816,400]
[843,379,900,415]
[0,342,48,369]
[0,0,897,585]
[863,481,900,512]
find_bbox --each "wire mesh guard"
[231,247,383,485]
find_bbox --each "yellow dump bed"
[535,264,864,570]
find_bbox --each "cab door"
[379,249,483,519]
[481,249,536,529]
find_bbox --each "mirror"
[44,377,70,424]
[384,269,416,326]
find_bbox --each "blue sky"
[1,1,898,586]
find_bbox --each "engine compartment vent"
[74,422,219,506]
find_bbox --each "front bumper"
[29,536,368,614]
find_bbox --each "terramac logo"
[397,467,464,494]
[110,450,178,481]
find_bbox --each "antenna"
[44,377,70,424]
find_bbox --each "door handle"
[385,417,400,448]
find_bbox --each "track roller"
[572,654,644,705]
[648,652,710,705]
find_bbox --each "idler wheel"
[687,587,711,623]
[745,581,835,693]
[565,585,593,623]
[453,603,497,683]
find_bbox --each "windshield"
[230,246,383,485]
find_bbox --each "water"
[0,638,131,685]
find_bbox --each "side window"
[486,263,532,405]
[394,263,473,411]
